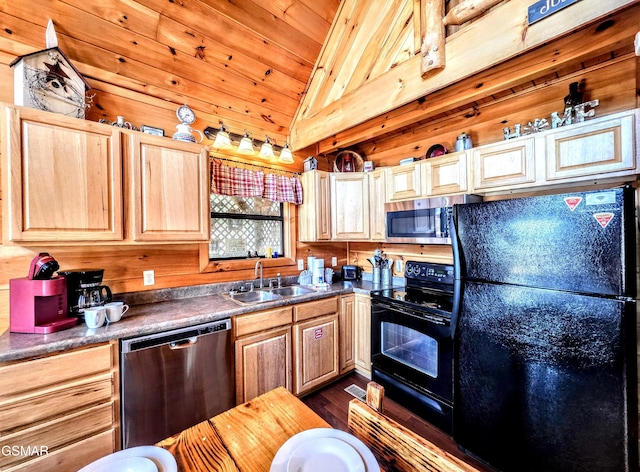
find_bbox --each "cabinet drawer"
[0,344,112,398]
[294,297,338,323]
[4,429,116,472]
[0,402,114,470]
[0,374,112,434]
[234,307,293,337]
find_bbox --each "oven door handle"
[373,301,449,326]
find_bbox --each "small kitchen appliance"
[341,265,362,281]
[9,253,77,334]
[59,268,112,316]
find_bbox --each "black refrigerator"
[451,186,638,472]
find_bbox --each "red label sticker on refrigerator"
[314,328,323,339]
[593,212,614,228]
[564,196,582,211]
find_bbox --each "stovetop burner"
[372,261,456,315]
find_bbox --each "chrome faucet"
[254,260,263,289]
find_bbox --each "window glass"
[209,195,284,260]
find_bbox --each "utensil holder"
[373,267,381,285]
[382,268,392,286]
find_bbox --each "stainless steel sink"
[222,285,316,306]
[223,290,282,306]
[270,285,316,297]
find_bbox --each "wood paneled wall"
[1,5,638,335]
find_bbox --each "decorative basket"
[334,150,364,172]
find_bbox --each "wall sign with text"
[528,0,579,25]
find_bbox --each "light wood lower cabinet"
[339,295,355,374]
[293,313,339,395]
[234,307,293,404]
[354,293,372,378]
[235,298,342,401]
[0,343,119,471]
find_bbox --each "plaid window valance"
[210,159,303,204]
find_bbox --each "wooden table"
[156,387,331,471]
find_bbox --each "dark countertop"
[0,279,387,363]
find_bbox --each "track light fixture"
[204,124,294,164]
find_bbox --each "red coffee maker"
[10,253,78,334]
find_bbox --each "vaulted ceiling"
[0,0,341,151]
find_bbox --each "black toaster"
[341,265,362,281]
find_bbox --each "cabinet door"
[545,111,635,181]
[330,173,370,240]
[2,105,123,242]
[235,327,292,404]
[298,170,331,241]
[127,133,209,241]
[424,152,468,196]
[368,169,386,241]
[294,313,339,395]
[386,162,422,201]
[339,295,355,374]
[354,294,372,378]
[471,136,536,191]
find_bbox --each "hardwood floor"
[301,371,492,471]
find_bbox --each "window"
[209,194,284,260]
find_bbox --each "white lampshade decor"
[278,142,294,164]
[237,130,255,155]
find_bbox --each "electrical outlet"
[297,259,304,270]
[143,270,155,286]
[331,256,337,267]
[395,259,403,273]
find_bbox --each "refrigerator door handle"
[450,207,462,280]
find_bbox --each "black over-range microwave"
[385,194,481,244]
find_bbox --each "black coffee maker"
[58,268,112,315]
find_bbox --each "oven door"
[371,298,453,403]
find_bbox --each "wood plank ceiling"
[0,0,340,153]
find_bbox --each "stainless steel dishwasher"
[120,319,234,448]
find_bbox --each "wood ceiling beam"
[290,0,637,152]
[313,3,639,154]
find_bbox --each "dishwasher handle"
[169,336,198,350]
[121,319,231,353]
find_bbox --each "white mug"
[105,301,130,323]
[84,307,107,329]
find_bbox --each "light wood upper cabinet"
[385,161,423,201]
[423,152,468,196]
[0,343,119,471]
[125,132,210,241]
[2,104,123,243]
[368,169,387,241]
[330,173,370,240]
[545,110,636,181]
[298,170,332,242]
[470,136,536,191]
